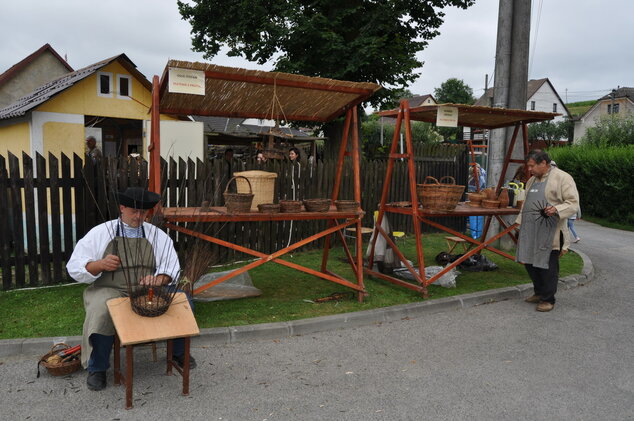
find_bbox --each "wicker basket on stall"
[279,200,302,213]
[334,200,360,212]
[37,343,81,377]
[224,176,254,213]
[303,198,331,212]
[481,199,501,209]
[258,203,280,213]
[416,176,465,211]
[233,170,277,211]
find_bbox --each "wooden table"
[107,293,199,409]
[161,206,368,300]
[366,203,520,295]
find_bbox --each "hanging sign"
[436,106,459,127]
[168,68,205,95]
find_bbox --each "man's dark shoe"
[172,354,197,370]
[524,294,541,303]
[87,371,107,391]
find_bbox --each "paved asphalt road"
[1,219,633,420]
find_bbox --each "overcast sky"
[1,0,631,106]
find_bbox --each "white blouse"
[66,219,181,284]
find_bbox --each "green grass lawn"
[0,233,583,340]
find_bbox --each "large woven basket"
[233,170,277,211]
[279,200,302,213]
[416,176,465,211]
[37,343,81,377]
[303,198,331,212]
[224,176,254,213]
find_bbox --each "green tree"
[581,115,634,147]
[433,78,475,105]
[178,0,475,109]
[528,120,574,146]
[361,114,441,159]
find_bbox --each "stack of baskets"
[416,176,465,211]
[467,192,485,207]
[224,176,254,213]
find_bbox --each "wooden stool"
[107,293,199,409]
[445,236,471,253]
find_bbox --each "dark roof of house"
[598,87,634,101]
[0,43,74,89]
[0,54,150,120]
[474,78,570,117]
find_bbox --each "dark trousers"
[524,250,559,304]
[88,291,193,373]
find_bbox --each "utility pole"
[488,0,531,244]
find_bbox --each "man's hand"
[99,254,121,271]
[140,274,170,286]
[544,206,558,217]
[86,254,121,275]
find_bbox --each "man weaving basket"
[67,187,196,391]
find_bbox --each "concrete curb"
[0,248,594,358]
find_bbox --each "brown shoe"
[536,301,554,312]
[524,294,541,303]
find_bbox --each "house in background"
[0,52,202,163]
[573,87,634,141]
[0,44,73,109]
[465,78,571,140]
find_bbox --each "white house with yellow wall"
[0,53,203,164]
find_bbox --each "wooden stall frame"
[365,101,558,297]
[148,64,380,301]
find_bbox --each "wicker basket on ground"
[416,176,465,211]
[38,343,81,377]
[303,198,331,212]
[279,200,302,213]
[224,176,254,213]
[258,203,280,213]
[334,200,359,212]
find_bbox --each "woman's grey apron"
[81,224,155,368]
[516,180,560,269]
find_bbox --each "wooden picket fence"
[0,144,467,290]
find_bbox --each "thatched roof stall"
[368,101,558,298]
[149,61,381,301]
[158,60,380,122]
[378,103,558,129]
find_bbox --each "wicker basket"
[38,343,81,377]
[482,199,500,209]
[258,203,280,213]
[467,192,485,203]
[224,176,254,213]
[280,200,302,213]
[416,176,465,211]
[334,200,359,212]
[466,201,482,207]
[233,170,277,211]
[303,198,331,212]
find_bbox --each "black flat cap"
[117,187,161,210]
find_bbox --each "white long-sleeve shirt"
[66,219,180,284]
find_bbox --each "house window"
[608,103,620,114]
[530,101,535,111]
[117,75,131,99]
[553,103,557,113]
[97,72,113,97]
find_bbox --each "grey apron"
[81,224,156,368]
[516,180,560,269]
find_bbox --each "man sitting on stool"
[67,187,196,391]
